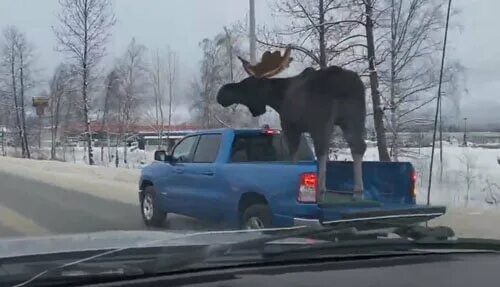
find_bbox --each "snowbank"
[0,156,140,205]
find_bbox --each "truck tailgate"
[325,161,416,204]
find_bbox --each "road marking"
[0,204,51,236]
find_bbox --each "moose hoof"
[352,190,364,201]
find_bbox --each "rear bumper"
[290,205,446,229]
[293,217,322,228]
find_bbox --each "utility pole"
[463,117,468,146]
[426,0,452,206]
[249,0,256,64]
[249,0,260,127]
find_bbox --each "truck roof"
[186,128,279,136]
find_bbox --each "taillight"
[410,170,417,199]
[298,173,317,203]
[261,128,280,136]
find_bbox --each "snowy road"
[0,171,213,237]
[0,155,499,240]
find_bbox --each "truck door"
[183,134,223,221]
[166,135,199,215]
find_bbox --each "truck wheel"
[242,204,272,229]
[141,186,167,227]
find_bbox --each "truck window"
[193,134,221,163]
[230,134,314,162]
[172,136,198,163]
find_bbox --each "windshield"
[0,0,497,283]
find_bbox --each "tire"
[241,204,272,229]
[140,186,167,227]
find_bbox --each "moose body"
[217,65,367,198]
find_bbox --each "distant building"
[63,121,201,151]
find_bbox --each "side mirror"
[154,150,173,163]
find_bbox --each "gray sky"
[1,0,499,127]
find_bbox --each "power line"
[427,0,453,206]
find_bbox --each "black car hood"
[0,228,315,259]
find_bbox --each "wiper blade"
[263,237,500,260]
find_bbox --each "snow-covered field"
[334,143,500,210]
[2,142,500,238]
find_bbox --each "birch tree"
[117,38,147,164]
[376,0,452,160]
[53,0,116,165]
[191,29,255,128]
[260,0,365,69]
[149,49,167,148]
[101,68,120,161]
[49,63,73,160]
[0,26,34,158]
[165,47,178,150]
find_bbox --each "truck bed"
[325,161,416,205]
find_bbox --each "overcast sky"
[1,0,499,126]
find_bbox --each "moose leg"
[310,131,331,202]
[282,125,301,163]
[340,124,366,199]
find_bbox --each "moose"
[216,47,366,200]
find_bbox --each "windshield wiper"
[261,225,500,260]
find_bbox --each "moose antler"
[238,46,293,78]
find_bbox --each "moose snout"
[217,85,233,107]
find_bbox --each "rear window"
[230,133,314,162]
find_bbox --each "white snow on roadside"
[0,156,140,205]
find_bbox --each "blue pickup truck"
[139,127,444,229]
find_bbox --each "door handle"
[174,167,184,174]
[201,170,214,176]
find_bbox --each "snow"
[2,142,500,238]
[0,156,140,205]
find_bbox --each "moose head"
[216,46,293,117]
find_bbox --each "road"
[0,171,212,238]
[1,169,499,240]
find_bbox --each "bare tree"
[362,0,392,161]
[0,26,35,158]
[459,149,476,208]
[192,37,236,128]
[191,30,255,129]
[149,49,167,148]
[53,0,116,165]
[49,63,73,160]
[101,68,120,162]
[117,38,147,164]
[260,0,365,69]
[372,0,454,160]
[165,47,178,148]
[0,27,24,156]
